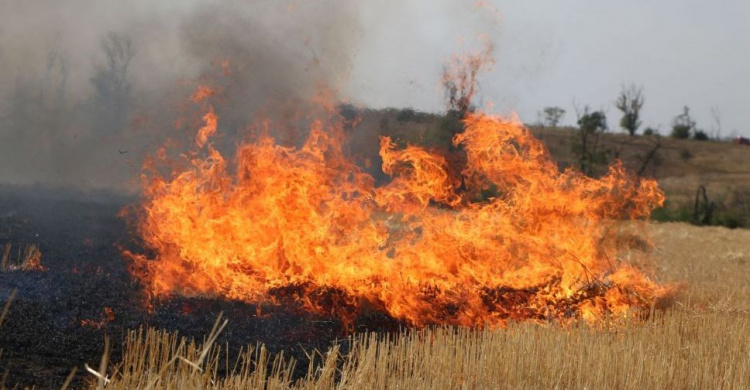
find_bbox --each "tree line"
[539,83,723,141]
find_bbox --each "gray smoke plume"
[0,0,360,191]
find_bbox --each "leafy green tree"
[615,84,644,136]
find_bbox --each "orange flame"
[81,307,114,329]
[123,86,669,328]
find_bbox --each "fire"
[1,243,45,272]
[81,307,114,329]
[124,84,670,329]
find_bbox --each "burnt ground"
[0,185,401,389]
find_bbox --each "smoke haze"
[0,0,360,190]
[2,0,748,191]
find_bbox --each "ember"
[1,243,45,272]
[80,307,115,329]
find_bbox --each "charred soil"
[0,186,400,388]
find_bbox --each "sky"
[347,0,750,137]
[2,0,748,136]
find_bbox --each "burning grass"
[88,223,749,389]
[72,49,740,388]
[123,84,670,328]
[1,243,45,272]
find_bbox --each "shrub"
[693,130,709,141]
[397,108,417,122]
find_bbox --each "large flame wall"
[124,90,669,328]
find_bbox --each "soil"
[0,186,400,389]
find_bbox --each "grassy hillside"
[530,126,750,201]
[352,108,750,227]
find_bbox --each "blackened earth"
[0,185,401,389]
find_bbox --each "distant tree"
[615,84,644,136]
[573,104,608,176]
[439,41,493,145]
[91,33,134,133]
[7,77,37,139]
[693,130,709,141]
[397,108,417,122]
[709,106,722,140]
[636,136,663,177]
[542,106,566,128]
[6,45,68,141]
[671,106,695,139]
[643,127,657,136]
[41,46,69,134]
[578,110,608,134]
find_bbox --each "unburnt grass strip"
[83,222,750,389]
[87,309,747,390]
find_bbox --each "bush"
[671,125,691,139]
[650,203,694,224]
[693,130,709,141]
[651,191,749,229]
[397,108,417,122]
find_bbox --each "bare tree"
[5,44,68,141]
[615,84,645,136]
[41,45,69,133]
[440,40,494,124]
[91,33,134,133]
[710,106,722,140]
[7,76,36,140]
[636,135,662,177]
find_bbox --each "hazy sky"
[347,0,750,137]
[1,0,748,138]
[1,0,747,189]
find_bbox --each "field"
[89,223,750,389]
[1,112,749,388]
[530,126,750,206]
[359,109,750,225]
[1,0,748,387]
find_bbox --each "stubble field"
[88,222,749,389]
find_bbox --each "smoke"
[0,0,360,191]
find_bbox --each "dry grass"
[90,311,747,390]
[1,243,45,272]
[0,289,16,330]
[82,222,749,389]
[528,126,750,213]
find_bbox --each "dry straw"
[88,310,747,390]
[1,243,44,272]
[85,223,749,389]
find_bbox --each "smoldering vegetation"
[0,0,360,191]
